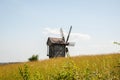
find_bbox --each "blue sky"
[0,0,120,62]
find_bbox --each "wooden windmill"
[46,26,75,58]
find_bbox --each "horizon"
[0,53,119,63]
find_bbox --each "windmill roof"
[47,37,66,45]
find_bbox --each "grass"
[0,53,120,80]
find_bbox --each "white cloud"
[43,27,91,41]
[43,27,60,35]
[71,33,91,41]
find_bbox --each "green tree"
[113,42,120,45]
[28,55,39,61]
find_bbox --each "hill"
[0,53,120,80]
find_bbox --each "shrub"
[18,64,30,80]
[18,64,44,80]
[113,42,120,45]
[50,59,80,80]
[28,55,38,61]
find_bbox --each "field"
[0,53,120,80]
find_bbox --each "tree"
[28,55,39,61]
[113,41,120,52]
[113,42,120,45]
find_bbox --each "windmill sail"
[68,42,75,46]
[60,28,65,42]
[66,26,72,43]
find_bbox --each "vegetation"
[114,41,120,45]
[28,55,39,61]
[114,41,120,52]
[0,53,120,80]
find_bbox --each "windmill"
[46,26,75,58]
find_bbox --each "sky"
[0,0,120,62]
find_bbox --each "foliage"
[28,55,39,61]
[113,41,120,52]
[0,53,120,80]
[50,60,80,80]
[114,42,120,45]
[49,57,120,80]
[18,64,30,80]
[19,64,44,80]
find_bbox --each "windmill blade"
[47,46,49,56]
[66,26,72,43]
[65,47,70,57]
[60,28,65,41]
[67,42,75,46]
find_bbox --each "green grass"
[0,53,120,80]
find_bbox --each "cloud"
[43,27,91,41]
[43,27,60,35]
[71,33,91,40]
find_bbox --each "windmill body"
[47,37,66,58]
[46,26,75,58]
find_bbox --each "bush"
[50,59,80,80]
[19,64,44,80]
[18,64,30,80]
[28,55,38,61]
[113,42,120,45]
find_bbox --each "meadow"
[0,53,120,80]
